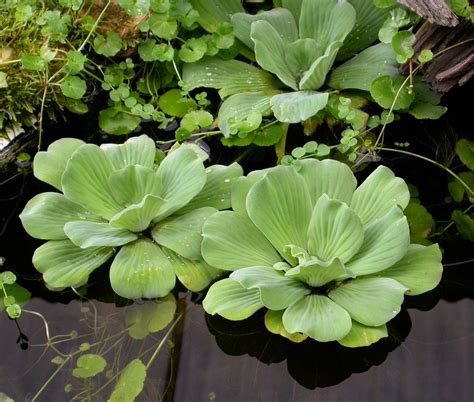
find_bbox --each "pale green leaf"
[404,201,435,245]
[350,165,410,225]
[282,295,352,342]
[251,20,298,90]
[100,134,156,170]
[247,166,312,260]
[370,75,415,110]
[162,248,220,291]
[20,192,101,240]
[230,170,267,216]
[182,58,279,99]
[60,76,87,100]
[189,0,244,32]
[329,277,407,326]
[264,309,308,342]
[455,138,474,170]
[201,211,281,270]
[61,144,123,220]
[230,266,310,310]
[73,354,106,378]
[151,207,216,260]
[371,244,442,296]
[270,91,329,123]
[296,159,357,206]
[202,278,264,320]
[33,240,113,288]
[285,257,351,287]
[110,239,175,299]
[109,359,147,402]
[282,0,303,22]
[346,206,409,276]
[285,38,324,80]
[328,43,398,91]
[99,108,141,135]
[307,194,364,263]
[64,221,137,248]
[34,138,84,190]
[338,320,388,347]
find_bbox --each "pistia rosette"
[20,135,242,299]
[201,160,443,347]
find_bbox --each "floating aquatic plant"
[201,160,443,347]
[20,135,242,299]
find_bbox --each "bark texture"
[396,0,459,26]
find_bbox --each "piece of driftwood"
[396,0,459,26]
[400,21,474,92]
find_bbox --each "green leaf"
[0,283,31,313]
[183,58,279,99]
[189,0,244,32]
[282,295,352,342]
[253,124,283,146]
[148,13,178,39]
[119,0,150,16]
[21,54,46,71]
[162,248,220,291]
[152,207,216,260]
[101,134,156,171]
[64,221,137,248]
[179,163,243,212]
[0,72,7,88]
[61,144,123,219]
[338,321,388,348]
[264,310,308,343]
[202,211,281,270]
[270,91,329,123]
[180,110,213,132]
[154,146,206,220]
[65,51,86,75]
[203,278,264,320]
[346,206,409,276]
[230,170,267,216]
[93,32,122,57]
[350,165,410,225]
[138,39,175,62]
[158,89,197,118]
[110,239,176,299]
[33,138,84,191]
[218,92,275,136]
[33,240,113,288]
[296,159,356,206]
[73,354,107,378]
[370,75,415,110]
[231,266,310,310]
[373,244,443,296]
[285,257,351,288]
[125,294,176,339]
[452,210,474,241]
[408,101,447,120]
[329,277,407,326]
[307,195,364,263]
[251,20,298,90]
[109,359,146,402]
[281,0,303,22]
[448,171,474,201]
[247,166,312,259]
[99,108,141,135]
[328,43,398,91]
[20,192,101,240]
[455,139,474,170]
[299,0,356,49]
[60,76,87,100]
[179,37,208,63]
[392,30,415,63]
[285,38,323,81]
[404,201,435,245]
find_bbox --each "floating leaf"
[338,321,388,348]
[99,108,141,135]
[93,32,122,57]
[72,354,107,378]
[158,89,197,118]
[370,75,415,110]
[60,76,87,99]
[270,91,329,123]
[264,310,307,343]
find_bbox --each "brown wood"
[396,0,459,26]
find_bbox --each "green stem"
[444,258,474,267]
[275,123,289,163]
[31,355,71,401]
[77,0,112,52]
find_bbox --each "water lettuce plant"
[183,0,397,135]
[201,160,443,347]
[20,135,242,299]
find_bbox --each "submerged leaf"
[109,359,147,402]
[73,354,107,378]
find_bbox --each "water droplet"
[220,198,225,202]
[224,179,230,183]
[206,73,212,76]
[392,310,397,314]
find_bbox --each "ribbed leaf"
[296,159,357,206]
[110,239,175,299]
[182,58,279,99]
[247,166,313,260]
[232,8,298,50]
[285,257,351,287]
[251,20,298,90]
[231,266,310,310]
[33,240,113,288]
[282,295,352,342]
[264,310,308,343]
[286,38,324,80]
[189,0,244,32]
[230,170,267,216]
[33,138,84,191]
[372,244,443,296]
[203,278,264,320]
[270,91,329,123]
[201,211,281,270]
[329,277,407,327]
[100,134,156,171]
[307,195,364,263]
[328,43,398,91]
[20,192,101,240]
[338,321,388,348]
[351,165,410,225]
[282,0,303,23]
[151,207,216,261]
[64,221,137,248]
[61,144,122,220]
[346,207,409,276]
